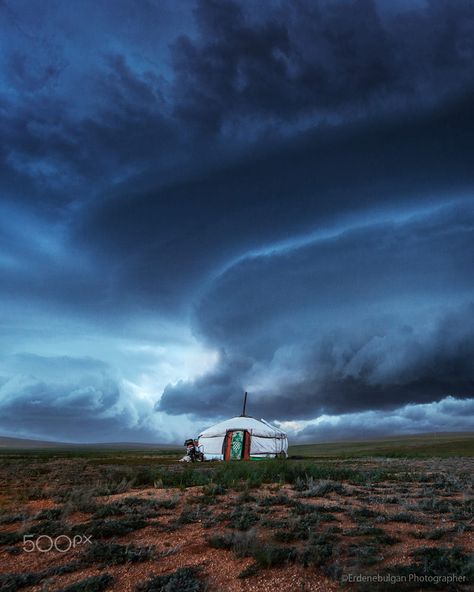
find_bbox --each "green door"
[230,430,244,460]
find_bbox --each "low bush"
[296,478,347,497]
[0,512,30,525]
[298,534,335,567]
[207,530,256,558]
[135,567,205,592]
[0,572,42,592]
[411,545,474,577]
[354,546,474,591]
[386,512,424,524]
[347,542,384,566]
[228,507,259,530]
[252,544,297,568]
[72,517,147,539]
[237,563,260,579]
[56,574,113,592]
[93,495,177,519]
[82,542,155,565]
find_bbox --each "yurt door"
[224,430,250,460]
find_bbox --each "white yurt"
[197,394,288,461]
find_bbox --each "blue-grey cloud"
[291,396,474,443]
[1,0,473,442]
[0,354,163,442]
[159,201,474,420]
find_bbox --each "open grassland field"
[0,435,473,592]
[290,433,474,459]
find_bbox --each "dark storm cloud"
[1,0,474,214]
[78,93,474,312]
[171,0,474,132]
[0,0,187,213]
[1,0,473,315]
[159,202,474,419]
[1,0,474,441]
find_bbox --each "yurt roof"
[199,416,286,439]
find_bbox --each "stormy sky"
[1,0,473,443]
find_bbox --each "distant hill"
[0,436,65,449]
[0,435,179,450]
[289,432,474,458]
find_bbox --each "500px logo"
[23,534,92,553]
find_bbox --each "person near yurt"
[197,392,288,461]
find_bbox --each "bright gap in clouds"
[277,396,474,443]
[119,338,219,402]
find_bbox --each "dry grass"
[0,447,472,591]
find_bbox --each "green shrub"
[258,494,291,507]
[387,512,424,524]
[93,496,177,519]
[61,487,99,515]
[82,542,155,565]
[298,534,335,567]
[72,517,147,539]
[355,546,474,591]
[350,507,382,521]
[0,512,30,525]
[347,542,384,566]
[252,544,297,568]
[35,507,63,520]
[229,507,259,530]
[411,545,474,577]
[168,507,211,529]
[207,530,255,558]
[0,573,42,592]
[56,574,113,592]
[296,478,347,496]
[237,563,260,579]
[135,567,205,592]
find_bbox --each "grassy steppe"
[289,432,474,459]
[0,433,473,592]
[1,432,473,461]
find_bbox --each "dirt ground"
[0,456,472,591]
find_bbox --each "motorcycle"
[180,438,205,462]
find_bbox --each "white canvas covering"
[198,416,288,460]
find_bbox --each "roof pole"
[241,391,248,416]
